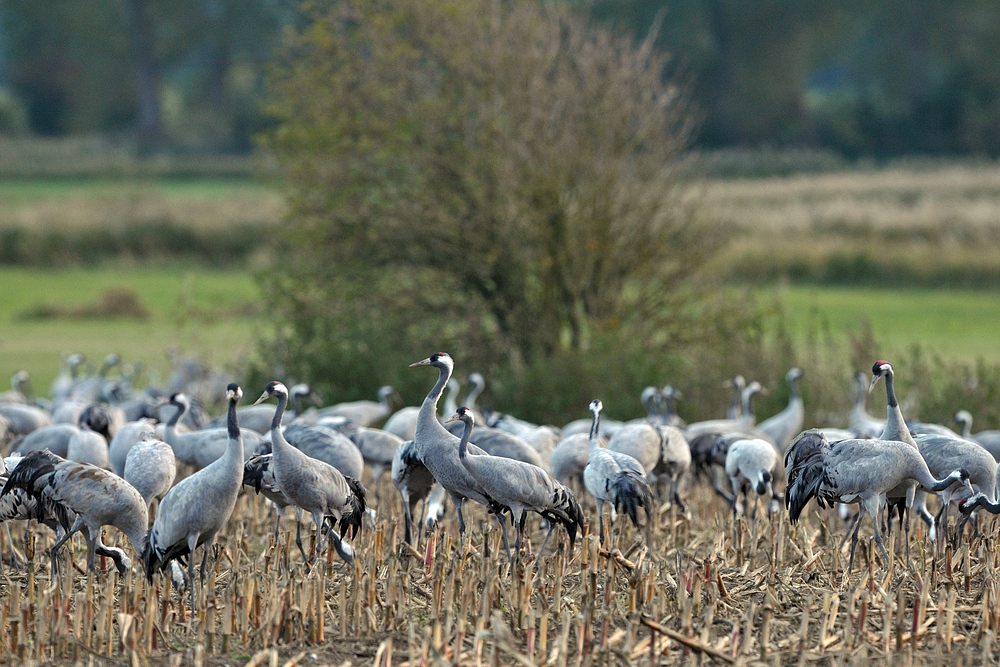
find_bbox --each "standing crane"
[254,381,366,564]
[584,400,652,544]
[143,384,246,611]
[447,406,583,565]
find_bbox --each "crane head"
[445,406,475,426]
[226,383,243,403]
[409,352,452,368]
[869,360,892,393]
[254,380,288,405]
[589,399,603,415]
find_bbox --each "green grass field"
[2,263,998,394]
[0,266,260,390]
[763,285,1000,362]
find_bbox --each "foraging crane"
[0,454,75,569]
[15,423,77,457]
[757,368,804,452]
[51,354,86,404]
[785,429,970,568]
[607,399,691,512]
[912,431,996,534]
[409,352,503,537]
[391,440,438,545]
[242,452,306,554]
[550,432,601,486]
[163,392,265,469]
[447,407,584,563]
[660,386,687,429]
[109,419,159,477]
[953,410,1000,461]
[123,433,177,511]
[143,384,246,610]
[66,421,111,469]
[722,438,779,519]
[583,400,652,544]
[0,403,51,438]
[317,386,397,427]
[254,381,366,564]
[2,449,148,574]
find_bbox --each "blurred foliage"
[254,0,771,422]
[1,1,999,155]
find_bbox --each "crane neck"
[166,400,186,428]
[854,375,868,409]
[588,410,601,451]
[463,379,484,410]
[458,419,472,459]
[879,369,915,446]
[270,392,288,434]
[728,388,743,420]
[216,393,244,469]
[418,361,453,437]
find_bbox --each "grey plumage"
[448,407,584,562]
[0,403,51,438]
[316,385,397,427]
[659,385,687,429]
[723,438,779,517]
[583,400,652,544]
[254,381,367,564]
[346,427,403,479]
[383,406,420,441]
[143,384,246,610]
[443,420,544,468]
[282,422,365,480]
[124,434,177,509]
[913,432,997,534]
[953,410,1000,462]
[207,383,319,434]
[550,433,601,486]
[757,368,804,452]
[726,375,746,420]
[16,423,78,457]
[66,423,111,469]
[784,429,970,567]
[109,419,159,477]
[2,449,147,574]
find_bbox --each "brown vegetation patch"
[19,288,150,320]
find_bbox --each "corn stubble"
[0,479,995,666]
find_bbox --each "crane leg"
[272,504,283,543]
[534,524,555,572]
[187,533,199,613]
[294,508,307,561]
[847,507,865,572]
[495,513,511,562]
[200,537,215,581]
[596,500,605,545]
[455,496,467,535]
[865,497,889,565]
[401,490,413,546]
[3,524,19,571]
[50,517,86,576]
[514,511,527,564]
[671,478,689,518]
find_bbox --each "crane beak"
[444,414,459,423]
[409,358,433,368]
[253,391,271,406]
[868,375,881,394]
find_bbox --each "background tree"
[259,0,761,421]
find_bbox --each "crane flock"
[0,350,997,619]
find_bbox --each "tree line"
[1,0,998,156]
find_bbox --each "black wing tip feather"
[783,430,830,523]
[611,471,651,528]
[337,475,368,539]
